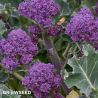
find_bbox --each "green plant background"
[0,0,98,98]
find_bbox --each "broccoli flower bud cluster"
[22,62,63,98]
[0,29,38,71]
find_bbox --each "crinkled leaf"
[65,44,98,96]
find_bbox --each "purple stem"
[31,19,71,94]
[42,33,62,73]
[40,26,71,94]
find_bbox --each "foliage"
[66,44,98,97]
[0,0,98,98]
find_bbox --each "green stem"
[63,43,71,59]
[76,42,81,51]
[13,71,23,81]
[0,64,23,81]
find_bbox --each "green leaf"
[0,69,9,83]
[0,0,21,7]
[54,0,71,15]
[79,96,87,98]
[65,44,98,96]
[37,49,49,63]
[81,0,97,8]
[0,20,6,37]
